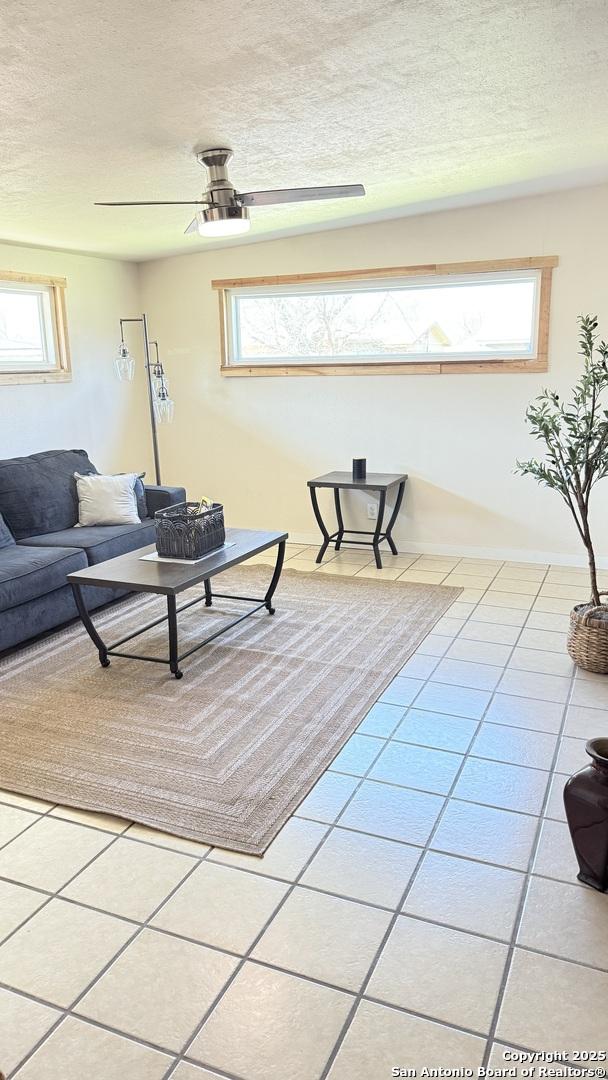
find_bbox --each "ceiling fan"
[95,148,365,237]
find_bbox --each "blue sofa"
[0,449,185,653]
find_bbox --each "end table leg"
[71,582,110,667]
[385,481,406,555]
[334,494,345,552]
[333,488,345,550]
[373,490,387,569]
[309,486,330,563]
[167,595,183,679]
[265,540,286,614]
[204,578,212,607]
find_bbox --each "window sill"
[220,358,548,377]
[0,370,72,385]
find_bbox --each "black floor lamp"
[114,313,174,485]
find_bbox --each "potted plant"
[516,314,608,673]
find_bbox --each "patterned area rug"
[0,567,460,853]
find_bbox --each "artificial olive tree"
[517,315,608,609]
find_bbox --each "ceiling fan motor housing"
[196,148,239,206]
[195,147,250,230]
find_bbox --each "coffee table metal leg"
[204,578,212,607]
[265,540,286,614]
[384,481,406,555]
[373,490,387,569]
[71,582,110,668]
[167,595,183,679]
[309,486,331,563]
[333,489,345,550]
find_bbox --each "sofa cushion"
[0,512,14,549]
[0,449,98,539]
[0,544,87,612]
[19,519,156,565]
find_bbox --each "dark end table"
[307,471,408,569]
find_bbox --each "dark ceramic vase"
[564,737,608,892]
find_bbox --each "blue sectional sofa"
[0,449,185,652]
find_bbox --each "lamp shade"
[153,368,174,424]
[114,343,135,381]
[154,395,175,424]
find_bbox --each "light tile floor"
[1,543,608,1079]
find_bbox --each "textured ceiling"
[1,0,608,261]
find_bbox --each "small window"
[0,272,70,384]
[214,257,557,376]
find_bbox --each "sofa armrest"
[145,485,186,516]
[0,510,16,549]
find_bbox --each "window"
[0,271,70,384]
[214,257,557,376]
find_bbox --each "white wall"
[135,186,608,561]
[0,242,152,477]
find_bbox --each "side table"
[307,471,408,569]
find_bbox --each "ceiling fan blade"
[94,200,211,206]
[184,218,199,235]
[238,184,365,207]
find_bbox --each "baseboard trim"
[286,532,606,569]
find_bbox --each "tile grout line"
[0,803,215,857]
[4,854,603,1021]
[0,819,215,950]
[1,556,597,1078]
[0,563,558,1075]
[5,929,601,1080]
[163,842,334,1078]
[479,622,581,1061]
[317,560,555,1077]
[4,826,132,1078]
[331,750,557,781]
[327,765,559,805]
[0,796,64,856]
[0,829,127,953]
[0,802,590,961]
[161,722,406,1079]
[6,842,217,1078]
[319,687,496,1072]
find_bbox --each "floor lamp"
[113,313,174,485]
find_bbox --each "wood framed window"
[0,271,71,385]
[214,256,557,377]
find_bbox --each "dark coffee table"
[307,471,407,569]
[67,527,287,679]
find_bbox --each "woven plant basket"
[567,593,608,673]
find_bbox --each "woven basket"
[567,593,608,673]
[155,501,225,560]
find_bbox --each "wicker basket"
[567,594,608,673]
[155,501,225,560]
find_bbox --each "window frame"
[0,270,71,385]
[214,256,557,377]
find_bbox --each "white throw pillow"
[74,472,141,526]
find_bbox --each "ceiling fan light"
[196,206,250,237]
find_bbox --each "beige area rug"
[0,567,460,854]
